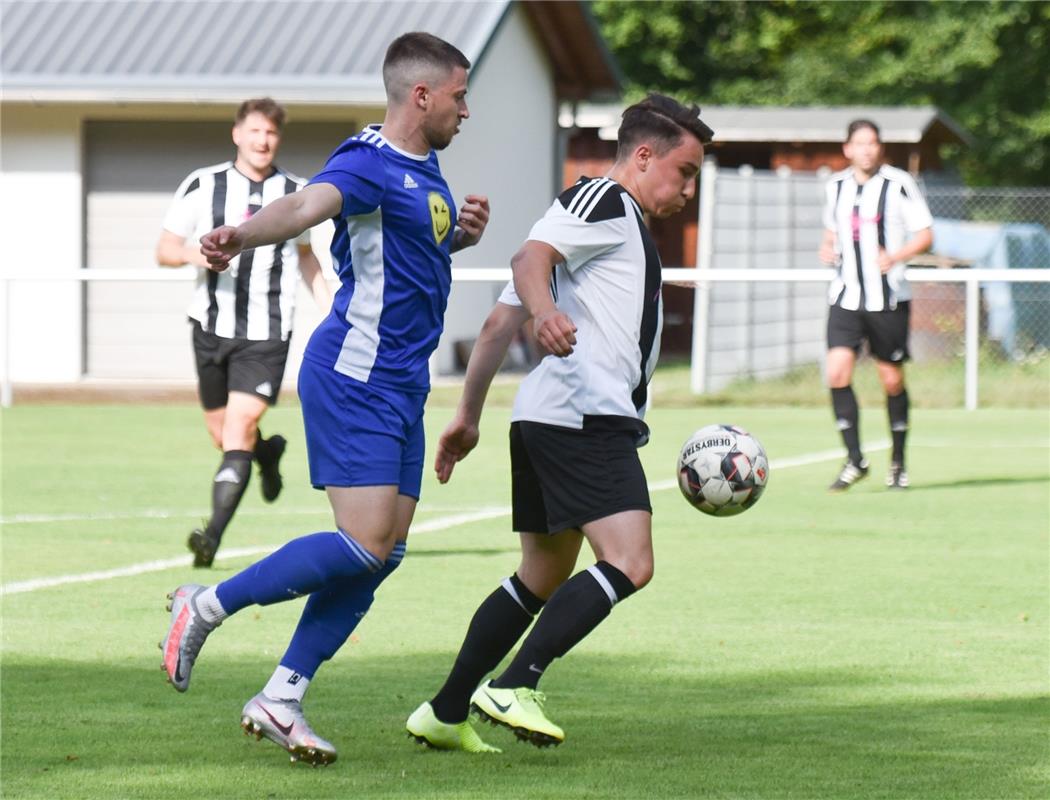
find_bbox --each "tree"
[591,0,1050,185]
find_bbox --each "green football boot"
[470,681,565,747]
[406,702,501,753]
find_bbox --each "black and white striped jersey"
[504,176,663,431]
[823,164,933,311]
[162,161,310,341]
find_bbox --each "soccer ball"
[677,424,769,517]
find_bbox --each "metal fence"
[687,164,1050,408]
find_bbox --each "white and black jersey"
[163,162,310,341]
[823,164,933,311]
[504,177,663,431]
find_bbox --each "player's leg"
[188,323,235,567]
[189,390,268,566]
[870,303,911,489]
[826,306,869,491]
[411,530,582,752]
[240,492,412,766]
[238,371,427,763]
[231,337,291,503]
[474,422,650,746]
[408,423,579,751]
[161,363,409,697]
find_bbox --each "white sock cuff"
[196,586,228,624]
[263,665,310,702]
[586,565,619,607]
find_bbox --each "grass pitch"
[1,401,1047,799]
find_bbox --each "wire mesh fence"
[685,169,1050,408]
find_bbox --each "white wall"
[0,5,562,386]
[434,3,558,373]
[0,105,83,381]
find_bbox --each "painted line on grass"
[0,444,885,597]
[0,507,513,597]
[0,503,487,526]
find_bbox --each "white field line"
[0,444,884,597]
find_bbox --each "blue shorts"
[298,358,427,498]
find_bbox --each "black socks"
[429,574,545,724]
[831,386,863,465]
[206,449,252,543]
[492,562,636,691]
[887,389,909,466]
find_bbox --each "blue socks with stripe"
[215,529,385,614]
[279,542,406,679]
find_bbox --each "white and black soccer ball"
[677,424,769,517]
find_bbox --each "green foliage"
[591,0,1050,185]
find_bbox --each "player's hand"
[819,241,840,266]
[200,225,245,272]
[434,416,480,484]
[534,309,577,358]
[455,195,490,248]
[877,248,894,273]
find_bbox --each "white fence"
[2,266,1048,410]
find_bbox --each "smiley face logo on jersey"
[428,191,451,245]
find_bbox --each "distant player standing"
[157,98,332,567]
[158,33,490,765]
[406,94,713,750]
[819,119,933,491]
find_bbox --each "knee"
[605,555,653,591]
[624,559,654,591]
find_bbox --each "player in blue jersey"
[158,32,490,766]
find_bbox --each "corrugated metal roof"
[0,0,510,103]
[568,104,972,146]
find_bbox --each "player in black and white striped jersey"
[157,98,332,566]
[407,94,713,751]
[819,119,934,491]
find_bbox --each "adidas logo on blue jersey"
[403,173,418,189]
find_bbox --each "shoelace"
[517,688,548,708]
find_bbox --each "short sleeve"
[162,172,204,239]
[526,201,625,273]
[497,280,521,307]
[898,173,934,232]
[309,142,385,219]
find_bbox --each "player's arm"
[511,240,577,358]
[877,227,933,274]
[200,183,342,272]
[818,228,839,266]
[436,300,529,483]
[297,246,333,315]
[156,229,209,268]
[450,194,490,253]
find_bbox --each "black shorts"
[191,321,290,410]
[510,418,652,534]
[827,302,911,364]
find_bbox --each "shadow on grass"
[2,654,1047,800]
[913,475,1050,492]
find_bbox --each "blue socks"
[215,529,385,614]
[278,542,406,678]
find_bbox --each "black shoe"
[257,435,287,503]
[828,459,869,492]
[187,528,219,568]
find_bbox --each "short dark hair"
[235,97,286,130]
[383,32,471,102]
[616,93,714,159]
[846,118,881,143]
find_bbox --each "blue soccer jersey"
[305,125,457,392]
